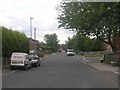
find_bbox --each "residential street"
[2,52,118,88]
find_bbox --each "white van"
[67,49,74,56]
[10,52,32,70]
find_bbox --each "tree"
[65,32,101,53]
[56,2,120,53]
[65,37,74,49]
[44,33,59,52]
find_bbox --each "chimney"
[34,28,36,40]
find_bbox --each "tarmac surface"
[1,53,119,88]
[2,53,118,88]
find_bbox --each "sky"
[0,0,75,44]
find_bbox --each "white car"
[67,49,74,56]
[29,55,41,67]
[10,52,32,70]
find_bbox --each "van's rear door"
[11,53,25,66]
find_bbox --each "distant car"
[67,49,74,56]
[10,52,32,70]
[29,55,41,67]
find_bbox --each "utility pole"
[30,17,33,38]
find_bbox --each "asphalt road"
[2,52,118,88]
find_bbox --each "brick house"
[28,38,40,55]
[103,36,120,52]
[103,43,112,52]
[103,37,120,65]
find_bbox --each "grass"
[84,53,103,57]
[82,51,111,58]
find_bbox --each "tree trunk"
[111,35,118,54]
[112,30,118,53]
[110,44,117,54]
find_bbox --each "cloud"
[0,0,73,44]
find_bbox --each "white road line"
[114,71,118,74]
[52,53,55,54]
[80,57,91,63]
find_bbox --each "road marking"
[81,57,91,62]
[114,71,118,74]
[52,53,56,55]
[75,56,91,63]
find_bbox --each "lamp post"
[30,17,33,38]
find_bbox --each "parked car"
[10,52,32,70]
[29,55,41,67]
[67,49,74,56]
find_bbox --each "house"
[28,38,40,55]
[103,43,112,52]
[103,36,120,52]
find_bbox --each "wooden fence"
[2,57,10,68]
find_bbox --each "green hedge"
[2,26,29,57]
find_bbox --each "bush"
[39,52,45,57]
[2,26,29,57]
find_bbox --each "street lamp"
[30,17,33,38]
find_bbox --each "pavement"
[75,55,119,82]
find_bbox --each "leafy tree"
[65,37,74,49]
[73,33,85,53]
[56,2,120,53]
[44,33,59,52]
[65,32,102,53]
[91,38,103,51]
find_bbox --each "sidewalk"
[75,55,119,82]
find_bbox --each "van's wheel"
[30,64,32,68]
[10,66,14,70]
[35,63,38,67]
[38,63,40,66]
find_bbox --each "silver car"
[29,55,41,67]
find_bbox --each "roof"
[12,52,28,55]
[28,38,39,44]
